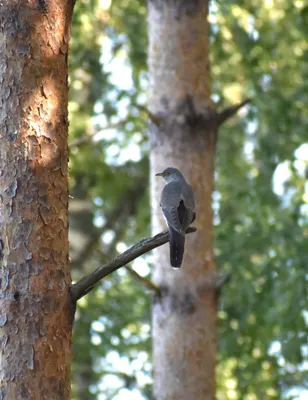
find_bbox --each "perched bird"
[156,167,196,268]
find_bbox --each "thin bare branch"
[71,179,147,271]
[134,103,161,126]
[70,227,197,302]
[217,98,251,126]
[70,118,129,147]
[96,243,160,294]
[124,265,160,295]
[214,271,232,290]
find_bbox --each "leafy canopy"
[69,0,308,399]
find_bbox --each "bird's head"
[155,167,184,183]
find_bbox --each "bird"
[156,167,196,268]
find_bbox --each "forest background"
[68,0,308,399]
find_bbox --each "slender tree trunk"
[148,1,218,399]
[0,1,74,398]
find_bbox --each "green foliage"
[69,0,308,399]
[69,2,151,398]
[212,1,308,398]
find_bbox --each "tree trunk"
[148,1,218,399]
[0,1,74,398]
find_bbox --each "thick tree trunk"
[0,1,74,398]
[148,1,218,399]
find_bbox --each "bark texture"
[0,1,74,398]
[148,1,218,399]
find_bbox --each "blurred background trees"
[69,0,308,399]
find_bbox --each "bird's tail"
[169,226,185,268]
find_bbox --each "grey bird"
[156,167,196,268]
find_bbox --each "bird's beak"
[155,172,163,177]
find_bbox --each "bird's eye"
[167,172,170,175]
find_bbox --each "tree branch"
[70,118,129,147]
[214,271,232,290]
[217,98,251,126]
[124,265,160,295]
[70,227,197,302]
[71,179,147,271]
[133,103,161,126]
[101,369,136,382]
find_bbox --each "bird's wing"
[162,207,184,235]
[160,182,184,234]
[181,183,195,211]
[180,182,196,228]
[178,200,195,231]
[160,181,182,208]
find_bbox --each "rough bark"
[0,1,74,398]
[148,1,218,399]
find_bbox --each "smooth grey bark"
[148,1,218,399]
